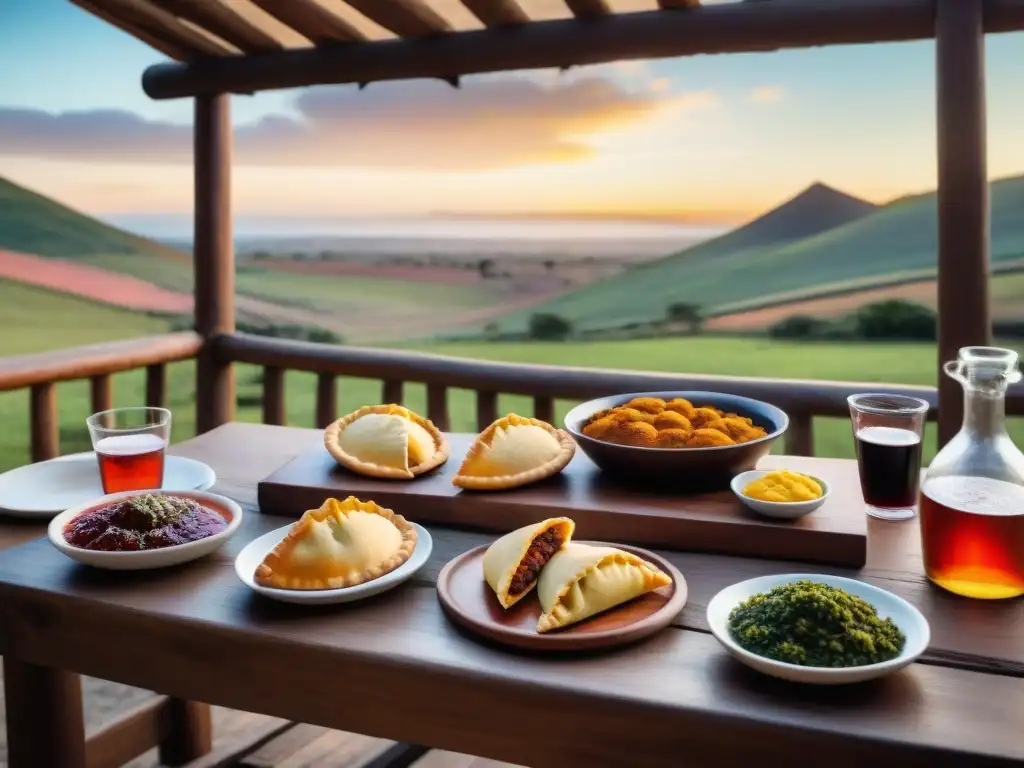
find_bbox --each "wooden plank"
[4,660,86,768]
[194,94,236,434]
[159,699,213,765]
[143,0,1024,99]
[412,752,522,768]
[533,395,554,423]
[382,379,404,405]
[935,0,990,446]
[1,565,1022,767]
[71,0,190,58]
[157,708,293,768]
[240,723,392,766]
[459,0,530,26]
[150,0,285,52]
[475,390,498,431]
[85,696,168,768]
[0,332,201,391]
[658,0,701,7]
[784,412,814,456]
[80,0,236,57]
[342,0,452,37]
[30,382,58,462]
[146,363,167,409]
[250,0,366,44]
[90,373,113,422]
[315,373,338,428]
[258,435,867,567]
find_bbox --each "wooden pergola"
[68,0,1024,445]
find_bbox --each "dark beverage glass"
[847,394,928,521]
[86,407,171,494]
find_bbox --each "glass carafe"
[921,347,1024,599]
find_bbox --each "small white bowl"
[730,469,830,519]
[48,489,243,570]
[707,573,930,685]
[234,522,432,605]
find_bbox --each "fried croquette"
[689,407,725,428]
[716,416,768,443]
[624,397,666,415]
[656,428,691,448]
[652,411,692,431]
[581,397,766,449]
[603,420,659,446]
[685,428,736,447]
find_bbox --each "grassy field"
[1,286,1021,471]
[492,174,1024,333]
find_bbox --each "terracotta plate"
[436,541,687,652]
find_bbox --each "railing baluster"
[262,366,286,426]
[382,379,404,405]
[315,373,337,428]
[426,383,450,431]
[90,374,113,427]
[785,413,814,457]
[533,395,555,424]
[476,390,498,431]
[30,383,58,462]
[146,364,166,409]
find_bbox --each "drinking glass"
[847,394,929,521]
[87,407,172,494]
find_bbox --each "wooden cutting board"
[257,434,868,568]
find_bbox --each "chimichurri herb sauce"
[727,580,906,668]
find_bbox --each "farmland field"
[1,288,1021,472]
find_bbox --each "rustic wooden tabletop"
[0,423,1021,768]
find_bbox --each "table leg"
[159,699,213,766]
[4,658,86,768]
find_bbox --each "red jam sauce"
[63,493,227,551]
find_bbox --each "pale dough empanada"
[536,543,671,632]
[255,496,416,590]
[324,404,449,480]
[482,517,574,608]
[454,414,575,490]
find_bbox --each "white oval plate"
[48,489,243,570]
[730,470,830,519]
[707,573,930,685]
[0,452,216,518]
[235,522,433,605]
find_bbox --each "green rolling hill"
[488,175,1024,333]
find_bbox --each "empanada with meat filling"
[482,517,574,608]
[536,543,671,632]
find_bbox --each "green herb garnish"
[122,494,192,531]
[727,580,906,668]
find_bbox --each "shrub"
[768,315,828,339]
[528,313,573,341]
[666,302,704,333]
[854,300,937,341]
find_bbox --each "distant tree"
[666,302,704,333]
[854,300,937,341]
[484,321,501,339]
[769,315,828,340]
[528,313,573,341]
[542,259,557,274]
[252,250,273,261]
[479,258,496,279]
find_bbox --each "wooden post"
[30,383,58,462]
[194,93,236,434]
[4,660,86,768]
[935,0,990,447]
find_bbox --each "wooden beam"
[150,0,284,52]
[80,0,235,58]
[936,0,990,446]
[460,0,530,27]
[563,0,611,15]
[71,0,190,59]
[341,0,451,37]
[659,0,702,7]
[249,0,366,44]
[86,696,169,768]
[4,661,86,768]
[146,0,1024,100]
[194,94,236,434]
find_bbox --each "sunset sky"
[2,0,1024,232]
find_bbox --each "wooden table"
[1,423,1022,768]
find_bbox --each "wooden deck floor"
[0,673,520,768]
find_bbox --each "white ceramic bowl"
[48,489,243,570]
[234,522,433,605]
[707,573,930,685]
[730,469,830,519]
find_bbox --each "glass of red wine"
[87,407,172,494]
[847,394,929,521]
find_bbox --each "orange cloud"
[0,76,693,171]
[750,85,784,104]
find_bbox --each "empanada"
[324,404,448,480]
[453,414,575,490]
[482,517,574,608]
[537,543,671,632]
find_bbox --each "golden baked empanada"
[482,517,574,608]
[324,404,448,480]
[536,543,671,632]
[255,497,416,590]
[453,414,575,491]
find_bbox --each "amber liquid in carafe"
[920,475,1024,600]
